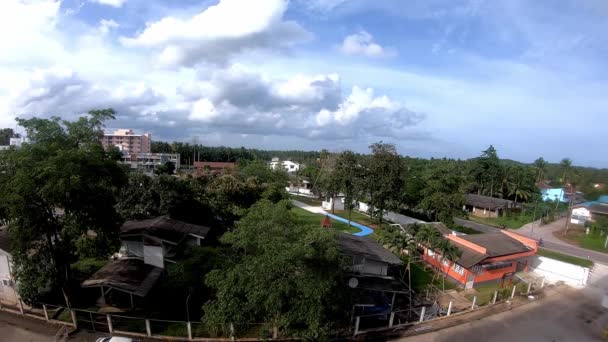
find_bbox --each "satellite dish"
[348,277,359,288]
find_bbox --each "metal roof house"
[464,194,520,218]
[83,216,211,309]
[422,230,538,289]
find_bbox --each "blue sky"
[1,0,607,167]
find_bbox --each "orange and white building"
[422,230,538,289]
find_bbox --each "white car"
[96,337,140,342]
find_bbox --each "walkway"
[291,200,373,236]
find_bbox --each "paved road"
[394,283,608,342]
[455,217,608,265]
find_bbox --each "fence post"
[18,300,24,315]
[511,285,517,299]
[43,304,49,321]
[354,316,360,335]
[492,291,498,305]
[447,301,453,316]
[527,281,532,295]
[540,277,545,289]
[419,307,426,322]
[230,323,235,341]
[70,309,77,329]
[389,312,395,328]
[471,296,477,310]
[145,319,151,337]
[187,322,192,340]
[106,315,113,333]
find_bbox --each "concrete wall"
[529,256,590,287]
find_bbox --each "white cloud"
[90,0,127,8]
[340,31,396,58]
[99,19,119,35]
[121,0,311,66]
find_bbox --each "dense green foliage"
[203,200,349,340]
[0,110,127,302]
[0,128,19,145]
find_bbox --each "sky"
[1,0,607,167]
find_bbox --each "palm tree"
[416,225,441,284]
[560,158,573,186]
[436,239,462,291]
[533,157,547,184]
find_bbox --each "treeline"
[151,141,320,166]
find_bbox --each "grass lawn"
[555,228,608,255]
[290,207,359,234]
[465,282,527,306]
[289,194,322,206]
[537,248,594,268]
[410,261,457,293]
[332,210,377,228]
[467,214,533,229]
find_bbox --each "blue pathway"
[324,212,374,236]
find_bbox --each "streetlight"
[186,287,193,322]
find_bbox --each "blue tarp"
[324,212,374,236]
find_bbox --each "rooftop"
[337,232,403,265]
[459,233,531,257]
[81,258,162,297]
[120,216,210,244]
[465,194,517,210]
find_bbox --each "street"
[394,281,608,341]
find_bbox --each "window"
[453,263,465,276]
[2,279,8,286]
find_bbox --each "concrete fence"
[529,256,590,287]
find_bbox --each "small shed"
[465,194,519,218]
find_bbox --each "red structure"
[321,215,332,228]
[422,230,538,289]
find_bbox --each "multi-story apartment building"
[120,153,181,174]
[102,129,151,154]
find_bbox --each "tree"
[0,110,127,302]
[508,166,534,204]
[334,151,362,225]
[435,239,461,291]
[418,160,466,224]
[560,158,573,185]
[0,128,19,145]
[533,157,547,184]
[203,200,349,339]
[155,161,176,175]
[364,142,403,223]
[474,145,501,197]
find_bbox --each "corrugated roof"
[465,194,516,210]
[589,203,608,215]
[449,240,488,268]
[82,258,163,297]
[337,233,403,265]
[458,233,531,257]
[121,216,210,243]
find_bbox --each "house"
[571,197,608,225]
[464,194,519,218]
[322,194,345,211]
[193,161,236,176]
[269,160,300,173]
[337,233,408,315]
[286,176,313,195]
[0,137,28,151]
[422,229,538,289]
[0,227,18,306]
[119,153,181,174]
[83,216,210,308]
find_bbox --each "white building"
[120,153,180,174]
[269,160,300,173]
[0,227,18,306]
[0,137,28,150]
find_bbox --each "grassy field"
[289,194,322,206]
[410,261,457,293]
[290,207,359,234]
[537,248,594,268]
[331,210,377,227]
[554,227,608,255]
[467,214,532,229]
[465,282,527,306]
